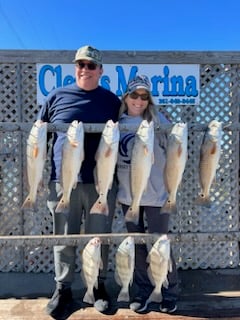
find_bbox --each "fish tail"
[195,194,211,208]
[21,195,35,210]
[161,199,177,214]
[90,196,109,215]
[83,289,95,304]
[117,287,130,302]
[147,289,162,304]
[125,207,139,225]
[55,196,69,213]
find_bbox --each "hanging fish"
[162,122,188,213]
[82,237,103,304]
[115,236,135,302]
[125,120,154,224]
[195,120,222,207]
[90,120,119,215]
[55,120,84,213]
[22,120,47,209]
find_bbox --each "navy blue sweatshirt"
[38,83,121,183]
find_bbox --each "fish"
[161,122,188,214]
[125,120,154,224]
[82,237,103,304]
[145,235,172,307]
[195,120,222,207]
[115,236,135,302]
[21,119,47,209]
[55,120,84,213]
[90,120,120,215]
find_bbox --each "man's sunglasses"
[129,92,149,101]
[76,61,97,70]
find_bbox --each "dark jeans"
[121,204,179,301]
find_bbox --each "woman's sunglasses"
[129,92,149,101]
[76,61,97,70]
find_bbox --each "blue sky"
[0,0,240,51]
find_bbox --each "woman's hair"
[119,74,161,124]
[119,92,160,125]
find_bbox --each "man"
[38,45,121,319]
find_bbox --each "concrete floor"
[1,269,240,319]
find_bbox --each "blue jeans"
[47,181,117,289]
[121,204,179,301]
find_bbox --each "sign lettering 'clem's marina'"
[37,64,199,106]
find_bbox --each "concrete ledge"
[1,269,240,318]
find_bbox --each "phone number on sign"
[158,98,196,104]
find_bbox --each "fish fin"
[90,196,109,215]
[55,197,69,213]
[81,270,86,285]
[168,259,173,273]
[151,152,155,164]
[32,145,39,158]
[130,276,134,286]
[21,195,35,210]
[177,144,182,157]
[69,141,78,148]
[147,266,157,287]
[147,289,162,303]
[83,290,95,304]
[39,178,44,189]
[163,278,169,289]
[210,142,217,155]
[72,181,77,189]
[95,150,100,162]
[57,186,63,198]
[195,194,211,208]
[125,207,139,225]
[117,288,130,302]
[127,255,132,269]
[100,259,103,270]
[94,278,99,289]
[143,145,149,156]
[163,167,170,194]
[93,167,99,193]
[146,253,150,264]
[114,270,122,286]
[161,199,177,214]
[105,146,112,157]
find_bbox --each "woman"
[117,75,178,314]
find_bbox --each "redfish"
[125,120,154,224]
[22,120,47,209]
[162,122,188,214]
[90,120,119,215]
[195,120,222,207]
[55,120,84,213]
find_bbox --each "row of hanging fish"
[21,119,120,213]
[81,235,171,305]
[125,119,222,225]
[21,119,222,215]
[115,234,172,307]
[162,119,223,212]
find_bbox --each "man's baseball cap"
[73,45,102,65]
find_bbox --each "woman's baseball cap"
[127,75,151,94]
